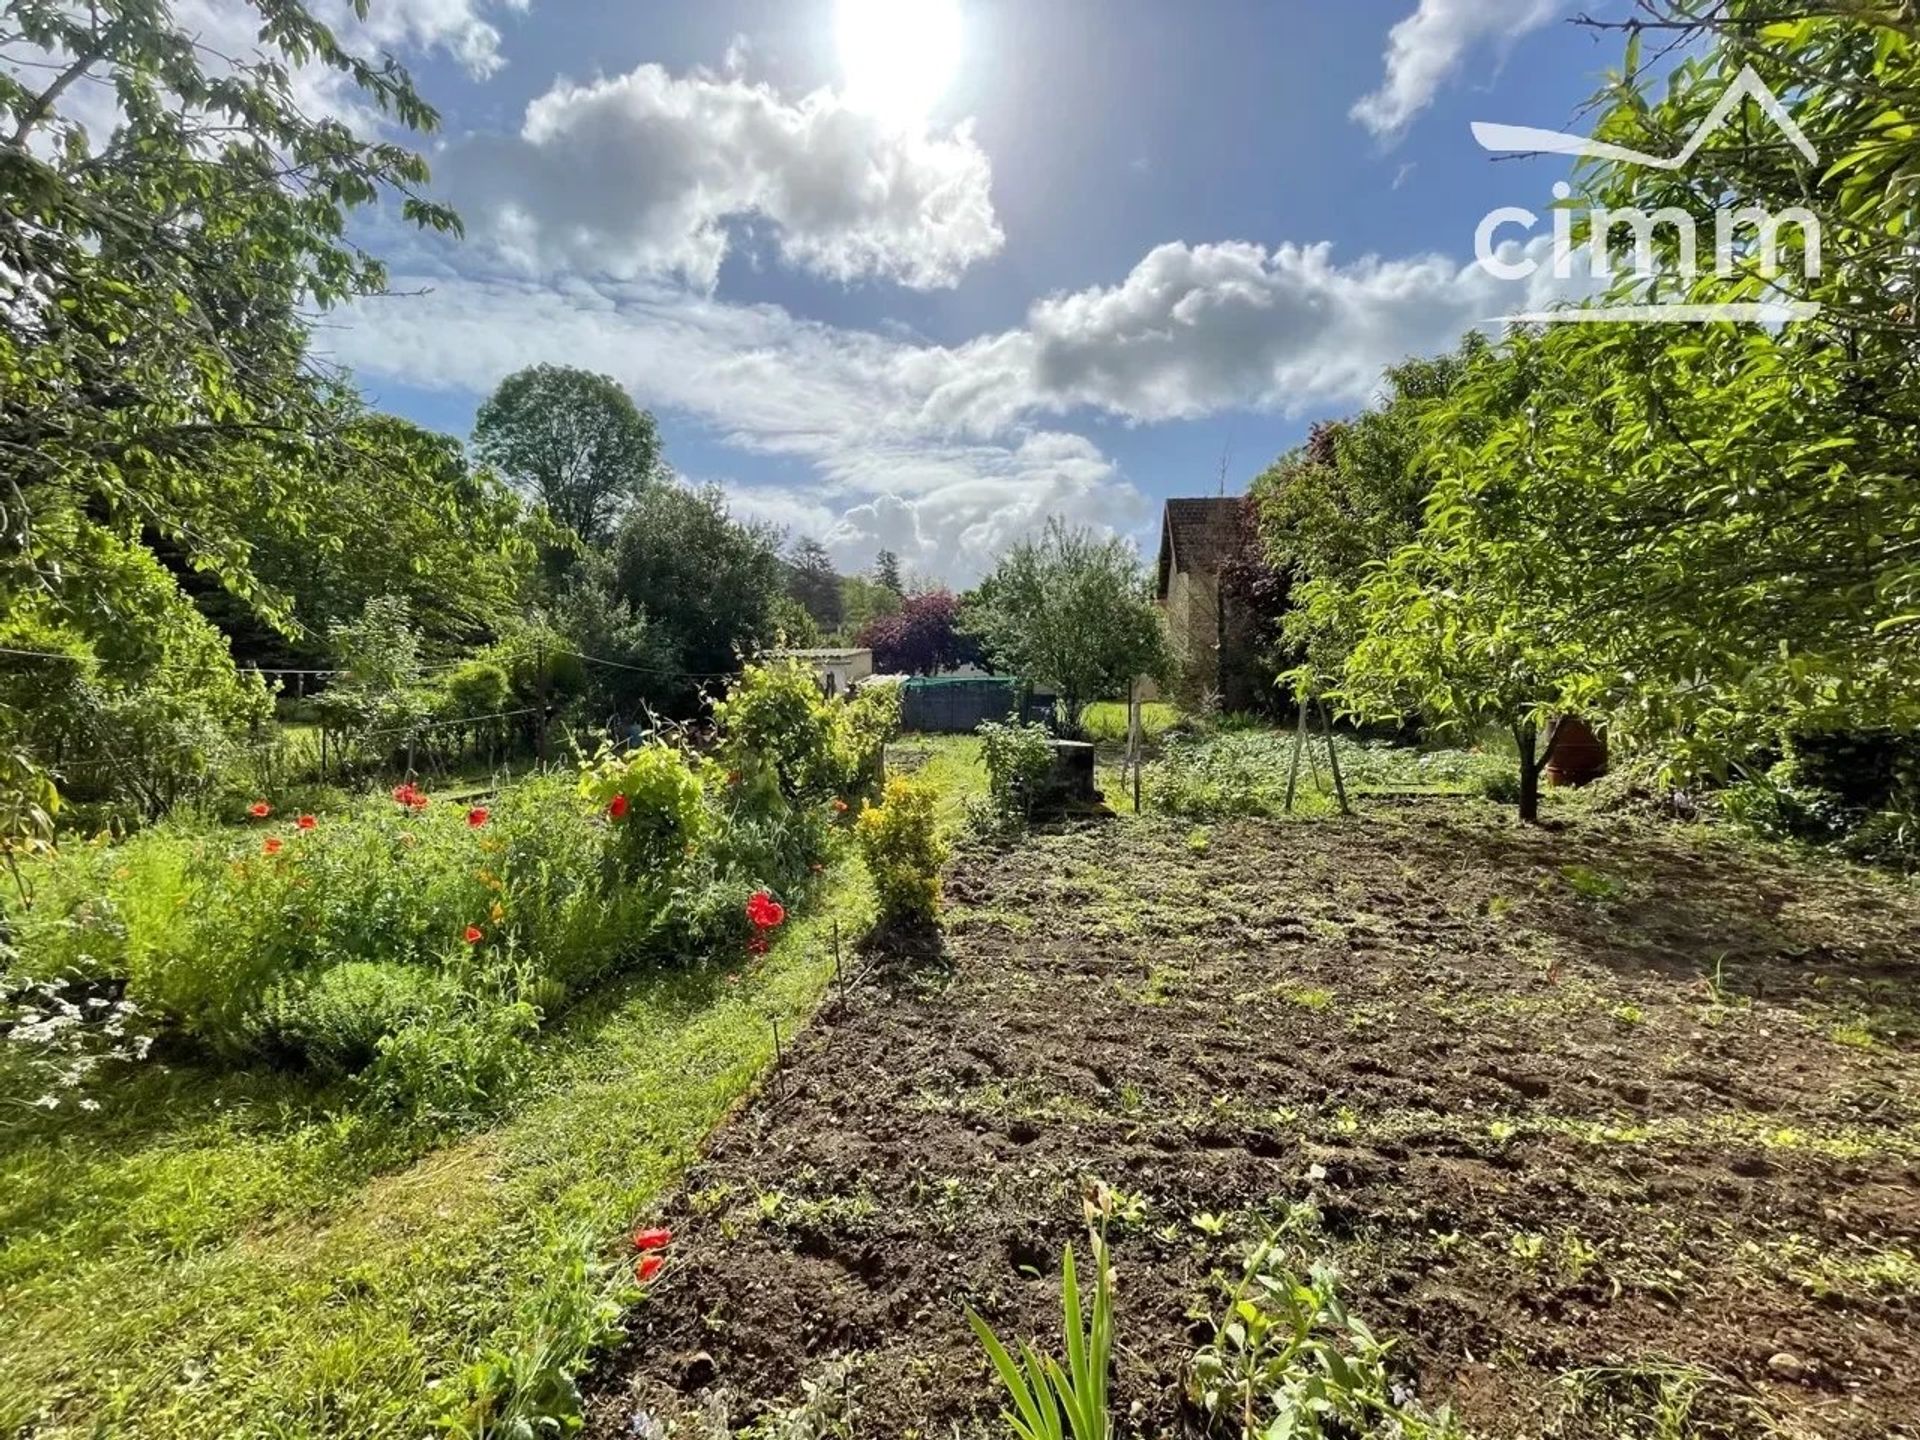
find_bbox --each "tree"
[964,520,1172,731]
[189,415,536,667]
[472,366,661,549]
[787,536,844,632]
[873,549,904,596]
[607,484,785,712]
[840,573,902,640]
[858,589,964,674]
[1250,338,1481,686]
[1,0,457,803]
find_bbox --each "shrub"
[251,962,454,1077]
[1143,733,1273,819]
[1476,767,1522,805]
[714,661,852,803]
[978,720,1054,825]
[855,777,948,927]
[576,741,708,885]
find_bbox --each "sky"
[285,0,1628,583]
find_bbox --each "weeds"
[431,1231,638,1439]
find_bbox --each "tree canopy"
[472,365,662,550]
[965,520,1171,727]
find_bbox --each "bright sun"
[835,0,962,126]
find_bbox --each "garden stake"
[1283,701,1306,813]
[1319,700,1351,816]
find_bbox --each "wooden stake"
[1319,700,1352,816]
[1283,697,1307,813]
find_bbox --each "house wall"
[1164,567,1223,700]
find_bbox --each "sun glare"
[835,0,962,126]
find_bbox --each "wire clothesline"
[3,643,750,684]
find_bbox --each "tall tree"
[472,366,661,549]
[873,549,904,596]
[964,520,1172,730]
[1330,2,1920,817]
[608,484,785,712]
[787,536,844,632]
[1,0,457,804]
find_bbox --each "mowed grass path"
[0,861,877,1437]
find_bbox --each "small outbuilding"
[769,647,873,698]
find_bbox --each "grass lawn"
[1079,700,1181,742]
[0,850,877,1437]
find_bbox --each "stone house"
[1154,497,1262,710]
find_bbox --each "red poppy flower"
[263,836,283,856]
[391,784,415,806]
[745,890,785,930]
[464,925,484,944]
[467,806,490,828]
[295,814,316,831]
[247,800,272,819]
[608,793,630,820]
[831,798,849,814]
[635,1253,665,1284]
[634,1226,672,1252]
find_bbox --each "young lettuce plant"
[967,1210,1114,1440]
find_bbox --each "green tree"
[1,0,459,806]
[787,536,844,632]
[1,0,459,632]
[873,549,904,596]
[192,415,535,666]
[607,484,785,711]
[964,520,1172,731]
[1251,338,1481,684]
[472,366,661,550]
[1329,4,1920,819]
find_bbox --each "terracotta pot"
[1545,715,1607,787]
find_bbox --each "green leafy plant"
[968,1221,1114,1440]
[432,1231,638,1438]
[576,740,708,883]
[714,661,862,804]
[978,720,1056,827]
[1186,1242,1459,1440]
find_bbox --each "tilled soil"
[586,805,1920,1439]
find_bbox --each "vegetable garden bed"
[585,805,1920,1438]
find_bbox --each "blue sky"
[315,0,1625,582]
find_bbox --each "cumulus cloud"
[1352,0,1563,141]
[332,234,1576,579]
[439,64,1003,290]
[913,236,1578,431]
[332,275,1138,581]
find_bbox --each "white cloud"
[332,238,1575,580]
[440,63,1003,290]
[916,236,1578,431]
[319,0,528,80]
[1352,0,1562,141]
[332,274,1137,582]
